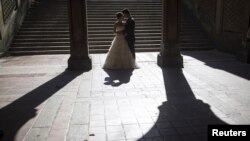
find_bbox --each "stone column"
[215,0,224,34]
[157,0,183,68]
[237,0,250,63]
[67,0,92,70]
[15,0,18,10]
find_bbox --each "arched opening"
[1,1,249,140]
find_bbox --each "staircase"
[10,0,70,55]
[87,1,162,53]
[9,0,213,56]
[179,2,214,50]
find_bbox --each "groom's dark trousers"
[124,16,135,59]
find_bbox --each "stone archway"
[67,0,92,70]
[157,0,183,68]
[67,0,183,70]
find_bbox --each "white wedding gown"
[103,25,137,69]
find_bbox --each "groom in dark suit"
[122,8,136,59]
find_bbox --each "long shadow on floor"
[182,51,250,80]
[103,69,134,87]
[0,70,84,141]
[138,68,227,141]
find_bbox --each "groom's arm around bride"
[122,8,136,59]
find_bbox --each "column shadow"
[182,51,250,80]
[138,68,227,141]
[0,70,84,141]
[103,69,134,87]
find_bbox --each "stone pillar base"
[236,45,250,63]
[157,53,183,68]
[68,56,92,70]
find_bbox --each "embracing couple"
[103,8,138,69]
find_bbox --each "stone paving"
[0,50,250,141]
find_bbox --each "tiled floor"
[0,50,250,141]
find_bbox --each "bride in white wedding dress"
[103,12,137,69]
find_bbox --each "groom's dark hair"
[122,8,130,16]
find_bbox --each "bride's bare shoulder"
[114,21,124,27]
[114,21,121,26]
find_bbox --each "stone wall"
[182,0,250,56]
[0,0,32,57]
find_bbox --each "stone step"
[87,10,161,13]
[9,48,160,56]
[27,11,162,17]
[87,11,161,15]
[88,19,161,22]
[10,46,70,51]
[14,33,160,39]
[88,8,161,10]
[88,36,161,41]
[86,7,160,10]
[88,26,161,30]
[87,2,161,4]
[13,38,70,43]
[13,37,209,43]
[19,28,69,31]
[9,0,214,55]
[14,35,70,39]
[87,18,161,21]
[86,1,160,3]
[87,4,161,7]
[88,15,162,18]
[22,20,161,24]
[88,23,162,27]
[21,24,69,28]
[16,30,160,36]
[89,40,161,45]
[10,42,160,49]
[88,33,161,38]
[19,26,161,31]
[10,50,70,56]
[26,14,162,19]
[24,15,68,18]
[87,5,161,7]
[88,30,161,34]
[24,16,68,19]
[89,44,160,49]
[87,20,161,24]
[17,31,69,35]
[23,21,69,24]
[11,40,162,47]
[11,42,70,47]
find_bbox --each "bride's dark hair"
[116,12,123,19]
